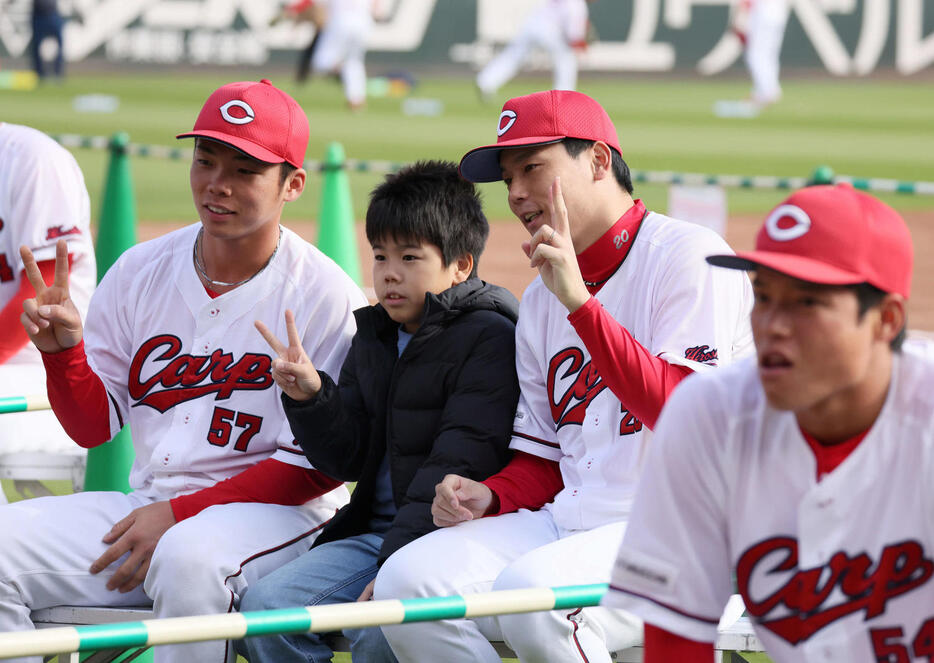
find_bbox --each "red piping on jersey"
[512,431,560,449]
[0,259,58,364]
[220,515,331,663]
[566,607,591,662]
[644,624,714,663]
[607,584,722,625]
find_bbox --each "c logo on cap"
[765,204,811,242]
[220,100,255,125]
[497,110,517,137]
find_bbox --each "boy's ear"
[451,253,474,286]
[876,294,906,345]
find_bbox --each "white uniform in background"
[0,224,367,663]
[376,212,754,663]
[746,0,790,105]
[0,123,96,467]
[477,0,590,98]
[312,0,374,107]
[605,348,934,663]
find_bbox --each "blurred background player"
[0,79,366,663]
[0,122,95,504]
[476,0,593,101]
[716,0,790,117]
[605,185,929,663]
[281,0,377,110]
[30,0,64,82]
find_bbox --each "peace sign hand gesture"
[254,309,322,402]
[19,240,83,353]
[521,177,591,314]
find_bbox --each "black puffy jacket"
[283,278,520,564]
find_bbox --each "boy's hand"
[19,240,83,353]
[432,474,493,527]
[255,310,322,401]
[522,177,591,315]
[356,579,376,602]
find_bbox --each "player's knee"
[147,520,219,596]
[373,544,429,600]
[492,558,545,593]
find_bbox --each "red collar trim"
[577,200,646,294]
[800,426,870,480]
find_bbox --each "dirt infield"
[138,210,933,331]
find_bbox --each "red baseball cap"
[458,90,622,183]
[707,184,913,297]
[177,79,308,168]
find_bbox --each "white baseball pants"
[374,508,642,663]
[745,0,790,104]
[0,491,329,663]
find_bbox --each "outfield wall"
[0,0,931,74]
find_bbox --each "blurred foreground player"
[605,185,932,663]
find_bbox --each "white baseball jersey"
[605,348,934,663]
[0,123,95,368]
[311,0,373,105]
[84,223,368,503]
[511,211,754,532]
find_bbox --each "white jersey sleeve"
[642,215,754,370]
[603,365,737,643]
[509,288,563,462]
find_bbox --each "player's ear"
[591,142,613,182]
[283,168,306,202]
[450,253,474,286]
[876,294,906,346]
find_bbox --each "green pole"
[316,142,362,284]
[83,133,136,495]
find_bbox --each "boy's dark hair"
[366,160,489,277]
[562,138,634,194]
[852,282,906,351]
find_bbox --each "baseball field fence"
[50,133,934,196]
[0,584,606,659]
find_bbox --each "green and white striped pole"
[0,585,607,659]
[0,395,50,415]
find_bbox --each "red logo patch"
[547,347,607,428]
[46,225,81,240]
[736,537,934,645]
[128,334,273,413]
[685,345,718,364]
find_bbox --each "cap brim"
[458,136,564,183]
[176,130,288,166]
[707,251,866,286]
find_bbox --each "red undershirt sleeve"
[568,297,693,430]
[169,459,343,522]
[644,624,714,663]
[41,340,112,448]
[0,260,56,364]
[481,451,564,516]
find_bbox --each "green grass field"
[1,71,932,227]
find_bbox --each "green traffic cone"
[317,142,362,285]
[83,132,137,495]
[809,165,835,186]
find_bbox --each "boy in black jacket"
[243,161,520,662]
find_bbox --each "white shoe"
[713,99,760,118]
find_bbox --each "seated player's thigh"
[0,491,152,611]
[494,519,628,591]
[374,508,560,602]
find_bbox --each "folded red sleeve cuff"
[644,624,714,663]
[567,296,693,430]
[482,451,564,516]
[41,340,112,448]
[169,459,343,521]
